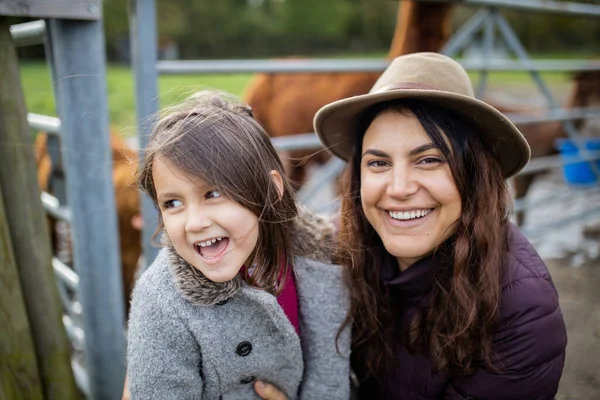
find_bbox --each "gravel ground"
[520,171,600,399]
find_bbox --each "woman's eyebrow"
[408,143,437,156]
[362,149,389,159]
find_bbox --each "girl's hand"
[254,380,288,400]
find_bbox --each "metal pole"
[416,0,600,18]
[494,13,556,107]
[441,8,490,57]
[494,11,600,178]
[46,16,126,400]
[9,19,45,47]
[129,0,160,267]
[475,8,496,99]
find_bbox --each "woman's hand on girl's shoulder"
[254,380,288,400]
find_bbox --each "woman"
[256,52,567,399]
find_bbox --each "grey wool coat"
[127,209,351,400]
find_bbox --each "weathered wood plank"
[0,17,80,400]
[0,177,43,400]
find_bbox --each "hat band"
[375,82,440,93]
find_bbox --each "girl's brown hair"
[137,90,298,293]
[338,99,510,377]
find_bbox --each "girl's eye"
[206,190,221,199]
[163,199,183,209]
[367,160,390,169]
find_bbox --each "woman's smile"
[384,207,435,228]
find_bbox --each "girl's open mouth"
[194,237,229,259]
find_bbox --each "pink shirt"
[276,268,300,335]
[240,264,300,335]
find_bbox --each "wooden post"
[0,182,43,400]
[0,18,80,400]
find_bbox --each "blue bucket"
[555,138,600,185]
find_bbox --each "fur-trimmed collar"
[164,206,336,307]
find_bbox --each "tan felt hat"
[313,52,531,178]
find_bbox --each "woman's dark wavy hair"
[136,90,298,294]
[337,99,511,378]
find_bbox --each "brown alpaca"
[243,0,455,187]
[497,70,600,226]
[34,132,141,316]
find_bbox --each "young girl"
[126,91,350,399]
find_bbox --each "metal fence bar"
[28,113,61,135]
[130,0,160,266]
[271,133,323,152]
[507,107,600,125]
[420,0,600,17]
[519,152,600,176]
[297,157,346,205]
[63,314,85,349]
[494,13,556,107]
[460,59,600,72]
[157,57,600,75]
[71,358,91,399]
[52,257,79,290]
[157,58,389,74]
[475,8,497,99]
[495,12,600,179]
[41,192,72,222]
[46,16,126,400]
[9,19,46,47]
[263,103,600,152]
[442,8,490,57]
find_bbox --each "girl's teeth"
[198,237,222,247]
[389,209,432,220]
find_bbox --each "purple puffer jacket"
[354,224,567,399]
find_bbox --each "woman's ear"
[270,170,284,199]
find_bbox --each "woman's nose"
[386,166,418,199]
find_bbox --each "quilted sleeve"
[445,276,567,400]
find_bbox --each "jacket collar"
[164,205,336,307]
[382,238,453,300]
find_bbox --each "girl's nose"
[386,165,418,199]
[185,208,212,233]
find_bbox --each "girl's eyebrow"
[156,192,179,201]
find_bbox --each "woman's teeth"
[197,237,223,247]
[388,209,432,220]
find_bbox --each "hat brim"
[313,89,531,178]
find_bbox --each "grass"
[18,57,577,134]
[19,62,254,135]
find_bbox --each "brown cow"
[243,0,456,187]
[34,132,141,316]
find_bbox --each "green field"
[19,60,572,135]
[19,62,254,136]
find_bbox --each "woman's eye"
[206,190,222,199]
[367,160,389,169]
[163,199,183,209]
[418,156,444,165]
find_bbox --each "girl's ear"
[270,170,284,199]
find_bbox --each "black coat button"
[216,298,228,306]
[236,341,252,356]
[240,376,255,384]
